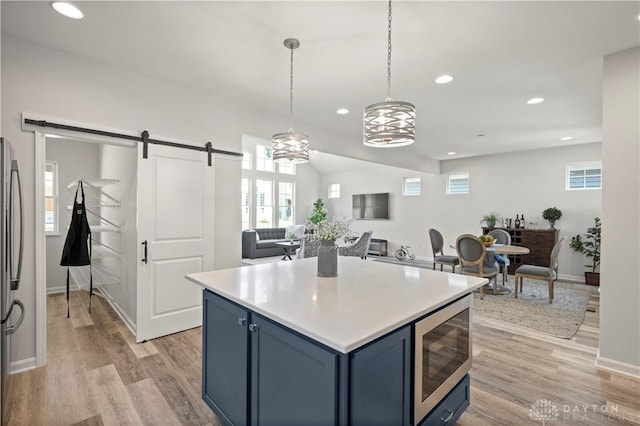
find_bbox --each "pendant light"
[272,38,310,164]
[363,0,416,148]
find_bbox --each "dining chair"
[455,234,500,299]
[428,228,460,273]
[338,230,373,259]
[514,236,567,304]
[488,228,511,284]
[296,235,322,259]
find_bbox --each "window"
[447,172,469,195]
[567,162,602,190]
[241,178,250,229]
[256,145,274,172]
[278,162,296,175]
[255,179,273,228]
[44,161,59,234]
[278,181,295,227]
[328,183,340,199]
[242,151,252,170]
[403,177,421,196]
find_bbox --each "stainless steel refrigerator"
[0,138,24,426]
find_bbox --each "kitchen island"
[186,257,486,426]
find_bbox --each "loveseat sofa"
[242,226,305,259]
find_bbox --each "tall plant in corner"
[307,198,328,230]
[570,217,601,286]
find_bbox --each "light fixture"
[527,97,544,105]
[272,38,309,164]
[363,0,416,148]
[560,136,573,141]
[447,151,456,155]
[435,75,454,84]
[51,2,84,19]
[336,108,350,115]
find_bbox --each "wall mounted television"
[352,192,390,220]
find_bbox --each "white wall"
[598,47,639,375]
[321,143,602,280]
[98,144,137,326]
[1,36,354,364]
[45,139,100,292]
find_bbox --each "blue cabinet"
[419,375,470,426]
[203,290,413,425]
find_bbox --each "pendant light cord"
[289,46,295,132]
[387,0,392,100]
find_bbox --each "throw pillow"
[286,224,305,239]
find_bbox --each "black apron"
[60,181,92,317]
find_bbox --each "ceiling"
[2,1,639,167]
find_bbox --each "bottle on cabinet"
[520,214,525,229]
[514,215,520,229]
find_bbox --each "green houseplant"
[307,198,328,230]
[481,213,498,228]
[570,217,601,286]
[542,207,562,229]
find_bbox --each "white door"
[136,143,214,342]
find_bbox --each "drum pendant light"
[363,0,416,148]
[272,38,310,163]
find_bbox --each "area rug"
[473,279,594,339]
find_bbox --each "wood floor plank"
[114,321,159,359]
[127,378,182,425]
[86,364,143,425]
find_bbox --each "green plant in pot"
[542,207,562,229]
[570,217,601,286]
[307,198,328,231]
[482,213,498,228]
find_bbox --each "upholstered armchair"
[338,231,373,259]
[514,236,567,303]
[488,228,511,284]
[296,236,322,259]
[429,228,460,273]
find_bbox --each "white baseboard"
[10,357,36,374]
[595,350,640,379]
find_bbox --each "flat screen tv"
[352,192,389,220]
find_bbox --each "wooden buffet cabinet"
[482,227,559,275]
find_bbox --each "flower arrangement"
[315,217,352,241]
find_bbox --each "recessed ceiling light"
[560,136,573,141]
[51,2,84,19]
[435,75,454,84]
[477,134,485,137]
[336,108,349,115]
[447,151,456,155]
[527,97,544,105]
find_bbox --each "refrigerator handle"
[9,160,23,291]
[3,299,24,335]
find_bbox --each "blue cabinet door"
[202,290,249,425]
[349,325,412,426]
[250,314,339,425]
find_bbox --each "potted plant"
[481,213,498,228]
[307,198,327,232]
[570,217,601,286]
[542,207,562,229]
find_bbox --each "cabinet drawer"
[419,375,470,426]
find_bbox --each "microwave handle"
[9,160,24,291]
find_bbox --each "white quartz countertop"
[186,257,487,353]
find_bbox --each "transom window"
[447,172,469,195]
[45,161,59,234]
[256,145,274,172]
[567,162,602,190]
[328,183,340,199]
[278,162,296,175]
[403,177,421,196]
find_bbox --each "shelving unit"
[66,178,122,301]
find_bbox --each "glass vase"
[317,239,338,277]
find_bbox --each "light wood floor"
[6,288,640,425]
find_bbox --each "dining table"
[485,243,530,294]
[451,242,530,295]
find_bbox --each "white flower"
[316,217,352,241]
